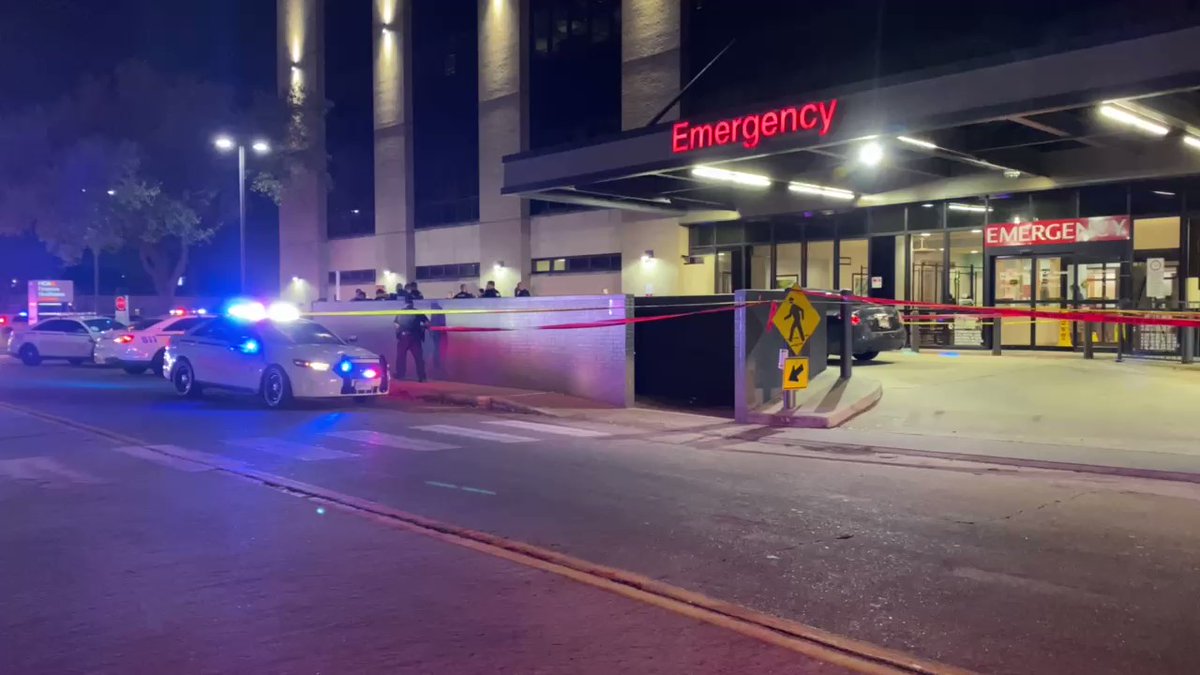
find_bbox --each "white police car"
[8,315,126,366]
[95,313,213,374]
[163,302,388,408]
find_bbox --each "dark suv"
[825,302,906,362]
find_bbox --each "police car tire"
[172,359,202,398]
[853,351,880,362]
[19,344,41,366]
[261,366,293,409]
[150,349,166,376]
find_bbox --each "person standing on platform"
[514,282,531,297]
[392,298,430,382]
[453,284,474,299]
[481,281,501,298]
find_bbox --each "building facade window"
[532,253,622,274]
[413,0,480,228]
[327,269,377,285]
[415,263,482,281]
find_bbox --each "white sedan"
[163,306,388,409]
[95,314,213,375]
[8,315,126,366]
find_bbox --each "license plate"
[352,380,380,395]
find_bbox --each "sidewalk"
[387,352,1200,481]
[0,409,842,674]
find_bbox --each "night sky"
[0,0,374,298]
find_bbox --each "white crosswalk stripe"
[0,457,104,487]
[413,424,536,444]
[483,420,610,438]
[326,430,458,452]
[112,445,214,472]
[225,437,358,461]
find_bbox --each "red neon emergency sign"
[671,99,839,154]
[984,216,1130,248]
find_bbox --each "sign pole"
[840,289,852,380]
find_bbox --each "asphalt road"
[2,358,1199,674]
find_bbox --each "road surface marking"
[425,480,497,496]
[112,445,212,472]
[0,399,967,675]
[0,457,104,487]
[483,420,610,438]
[225,437,357,461]
[459,486,497,496]
[327,430,458,452]
[414,424,536,444]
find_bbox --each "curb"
[389,388,554,416]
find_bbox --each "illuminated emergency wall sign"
[984,216,1130,248]
[671,99,839,154]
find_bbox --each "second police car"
[163,301,389,409]
[95,311,213,374]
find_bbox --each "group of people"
[385,280,532,384]
[351,280,532,302]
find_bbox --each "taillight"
[114,334,134,344]
[850,313,862,327]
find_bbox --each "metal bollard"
[840,289,853,380]
[991,315,1002,356]
[1083,321,1094,359]
[1182,326,1196,364]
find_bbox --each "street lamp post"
[214,135,270,293]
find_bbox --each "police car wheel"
[18,344,41,366]
[261,366,293,409]
[853,351,879,362]
[172,359,202,398]
[150,349,166,376]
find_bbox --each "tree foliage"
[0,61,292,299]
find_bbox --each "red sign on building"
[671,99,839,154]
[983,216,1130,248]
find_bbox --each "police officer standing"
[392,298,430,382]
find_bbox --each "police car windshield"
[263,320,344,345]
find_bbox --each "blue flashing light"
[238,338,261,355]
[17,311,28,318]
[337,359,353,374]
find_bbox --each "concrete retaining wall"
[311,295,634,407]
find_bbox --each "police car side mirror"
[346,335,359,344]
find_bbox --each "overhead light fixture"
[494,261,505,270]
[106,189,116,196]
[1152,190,1176,197]
[251,139,271,154]
[919,232,931,237]
[641,249,655,263]
[1011,215,1024,224]
[787,181,855,201]
[947,203,993,213]
[1098,103,1169,136]
[897,135,937,150]
[858,141,884,166]
[970,229,982,234]
[970,250,979,254]
[1183,135,1200,150]
[921,203,934,208]
[214,135,236,151]
[1003,169,1022,179]
[691,166,771,187]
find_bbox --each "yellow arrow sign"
[771,287,821,355]
[782,357,809,390]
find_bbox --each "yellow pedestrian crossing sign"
[782,357,809,390]
[772,287,821,355]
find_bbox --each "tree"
[0,61,293,300]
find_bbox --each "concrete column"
[620,1,687,294]
[620,0,681,129]
[477,0,530,293]
[373,0,415,290]
[277,0,328,304]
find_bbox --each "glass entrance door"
[1069,261,1121,347]
[993,255,1070,348]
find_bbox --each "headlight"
[293,359,331,371]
